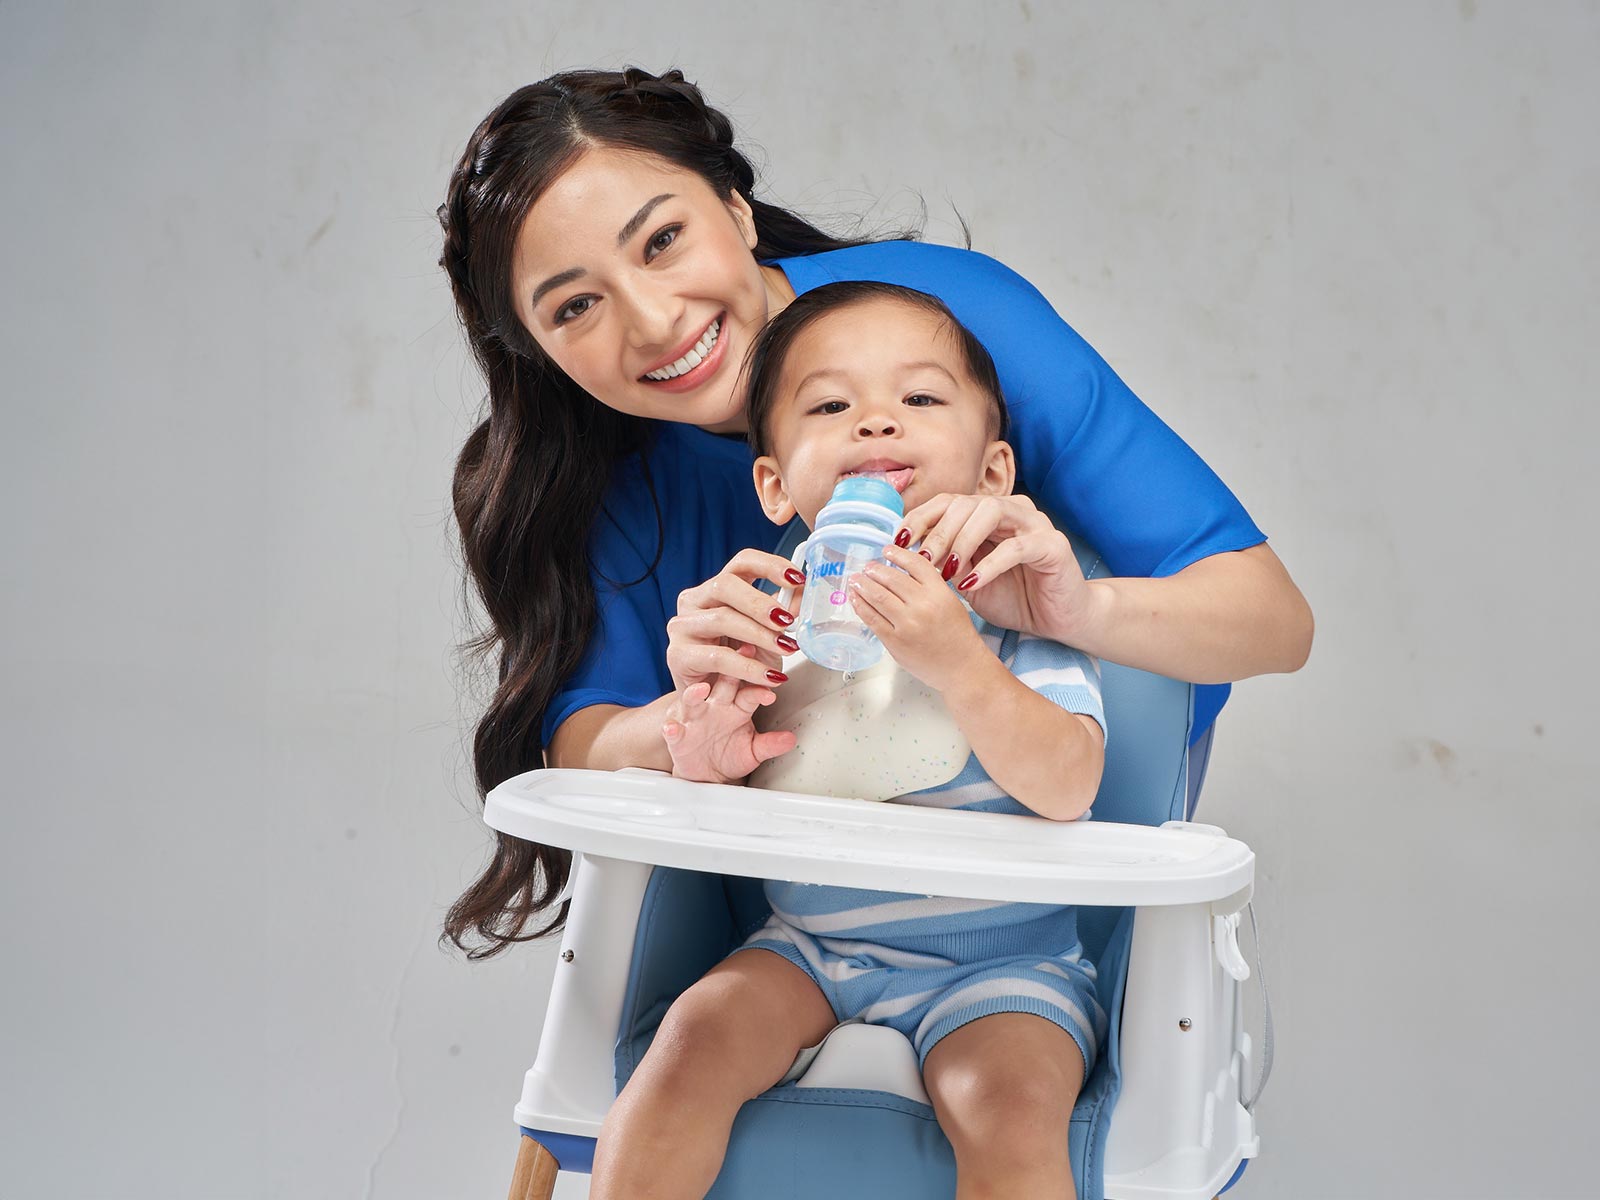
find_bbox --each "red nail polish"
[894,529,912,548]
[958,572,979,591]
[918,550,933,562]
[784,568,806,586]
[770,607,795,627]
[942,554,960,581]
[766,669,789,684]
[776,634,799,653]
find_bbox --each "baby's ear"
[976,439,1016,497]
[752,456,796,525]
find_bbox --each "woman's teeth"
[644,318,720,381]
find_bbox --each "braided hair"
[439,67,917,958]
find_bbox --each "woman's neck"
[760,262,797,315]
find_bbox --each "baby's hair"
[744,281,1008,458]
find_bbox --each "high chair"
[483,541,1269,1200]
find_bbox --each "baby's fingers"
[709,650,751,706]
[751,729,797,764]
[681,680,713,713]
[733,684,778,715]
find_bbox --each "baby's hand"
[848,544,988,693]
[662,646,798,784]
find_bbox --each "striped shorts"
[738,900,1107,1074]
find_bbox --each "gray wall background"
[4,2,1596,1197]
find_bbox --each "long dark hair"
[438,67,916,958]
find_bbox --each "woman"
[438,67,1312,958]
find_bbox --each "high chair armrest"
[485,768,1253,907]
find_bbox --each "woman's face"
[509,145,793,434]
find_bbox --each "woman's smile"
[639,312,728,391]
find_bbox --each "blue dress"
[539,241,1266,746]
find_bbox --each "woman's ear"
[976,439,1016,497]
[752,456,796,525]
[726,190,759,251]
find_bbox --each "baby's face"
[752,300,1013,528]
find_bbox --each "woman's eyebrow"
[529,267,586,311]
[527,194,678,312]
[617,193,675,246]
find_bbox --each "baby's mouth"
[842,464,915,493]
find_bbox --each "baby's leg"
[921,1013,1087,1200]
[588,947,836,1200]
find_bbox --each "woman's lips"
[638,313,729,393]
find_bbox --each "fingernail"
[918,550,933,562]
[942,554,960,581]
[776,634,799,653]
[894,529,912,548]
[958,572,980,591]
[770,607,795,627]
[766,669,788,684]
[784,568,806,586]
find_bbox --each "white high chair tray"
[486,768,1252,906]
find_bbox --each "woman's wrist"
[1038,578,1117,656]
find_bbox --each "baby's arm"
[851,543,1105,821]
[939,645,1104,821]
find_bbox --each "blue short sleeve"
[778,243,1266,579]
[1005,629,1108,746]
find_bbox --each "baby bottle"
[794,474,905,671]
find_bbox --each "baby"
[590,282,1109,1200]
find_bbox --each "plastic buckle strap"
[1241,902,1275,1112]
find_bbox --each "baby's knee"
[643,976,803,1103]
[652,983,740,1065]
[931,1058,1080,1161]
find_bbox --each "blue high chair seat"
[486,537,1263,1200]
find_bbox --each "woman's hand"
[661,646,797,783]
[666,548,806,693]
[894,493,1093,644]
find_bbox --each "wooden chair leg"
[507,1134,560,1200]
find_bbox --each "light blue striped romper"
[740,618,1110,1073]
